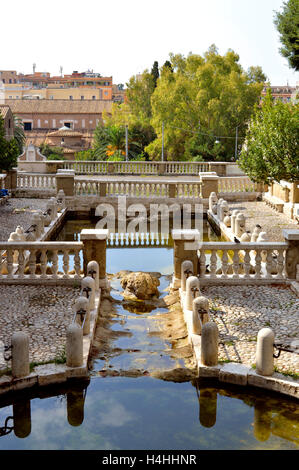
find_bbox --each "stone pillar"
[74,296,90,336]
[180,260,194,292]
[66,324,83,368]
[199,174,219,199]
[168,183,176,198]
[158,162,165,175]
[192,296,210,335]
[256,328,274,376]
[283,229,299,280]
[5,169,17,194]
[107,162,115,174]
[172,229,200,289]
[201,322,218,366]
[231,210,240,234]
[289,181,299,204]
[235,213,246,237]
[11,331,30,378]
[209,162,226,176]
[80,229,109,289]
[87,260,100,291]
[185,276,201,311]
[55,170,75,197]
[99,182,106,197]
[81,276,96,311]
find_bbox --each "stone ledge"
[248,370,299,399]
[219,362,251,386]
[35,364,67,386]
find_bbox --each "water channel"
[0,218,298,450]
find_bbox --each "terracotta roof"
[48,129,83,137]
[4,99,113,114]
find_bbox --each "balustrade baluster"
[221,249,229,278]
[210,249,217,278]
[62,249,70,279]
[199,249,206,277]
[243,249,251,278]
[232,249,240,278]
[40,250,48,278]
[254,249,262,279]
[276,249,285,279]
[52,250,58,278]
[28,249,37,278]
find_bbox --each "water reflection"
[0,377,298,449]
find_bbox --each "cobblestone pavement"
[202,284,299,375]
[228,201,298,241]
[0,198,49,241]
[0,285,80,370]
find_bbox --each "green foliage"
[0,117,19,171]
[274,0,299,71]
[75,149,96,161]
[239,90,299,183]
[146,46,265,161]
[13,115,25,154]
[39,143,65,160]
[151,61,160,88]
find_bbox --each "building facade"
[0,104,14,140]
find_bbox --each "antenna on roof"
[59,66,63,77]
[33,63,36,74]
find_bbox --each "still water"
[0,219,297,450]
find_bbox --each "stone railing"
[74,178,202,199]
[218,176,256,193]
[17,173,56,190]
[0,241,83,284]
[197,241,288,284]
[63,160,211,176]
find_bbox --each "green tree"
[13,115,26,154]
[239,90,299,183]
[39,143,64,160]
[146,46,265,161]
[151,61,160,88]
[0,117,19,171]
[274,0,299,71]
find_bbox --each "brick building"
[5,98,112,148]
[0,104,14,140]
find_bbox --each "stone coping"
[179,288,299,399]
[0,288,103,396]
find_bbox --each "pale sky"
[1,0,298,86]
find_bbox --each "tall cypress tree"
[151,61,160,88]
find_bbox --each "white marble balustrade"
[197,241,288,283]
[0,241,83,283]
[218,176,255,193]
[17,173,56,190]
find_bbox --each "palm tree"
[93,124,141,160]
[13,115,25,154]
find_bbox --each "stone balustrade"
[63,160,211,176]
[197,241,288,284]
[74,178,202,199]
[17,173,56,190]
[0,241,83,284]
[218,176,256,193]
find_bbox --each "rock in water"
[120,271,160,301]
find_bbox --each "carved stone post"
[80,229,109,289]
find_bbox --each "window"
[8,119,11,128]
[64,122,71,129]
[69,96,73,100]
[81,96,84,100]
[92,96,96,100]
[24,122,32,130]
